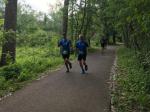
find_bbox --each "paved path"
[0,46,116,112]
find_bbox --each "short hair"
[79,34,84,39]
[63,32,65,36]
[62,32,67,38]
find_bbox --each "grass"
[114,47,150,112]
[0,44,65,97]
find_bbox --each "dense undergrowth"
[114,47,150,112]
[0,38,64,97]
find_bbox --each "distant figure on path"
[100,36,107,53]
[58,33,72,73]
[76,34,89,74]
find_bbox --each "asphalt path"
[0,46,116,112]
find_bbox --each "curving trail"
[0,46,116,112]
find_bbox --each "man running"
[100,36,107,53]
[76,35,89,74]
[58,33,72,73]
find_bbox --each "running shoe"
[81,70,85,74]
[66,69,69,73]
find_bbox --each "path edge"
[109,55,117,112]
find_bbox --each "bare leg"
[79,60,85,74]
[64,59,69,72]
[83,60,88,71]
[66,59,72,69]
[101,46,104,54]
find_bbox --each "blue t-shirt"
[58,38,71,54]
[76,40,88,54]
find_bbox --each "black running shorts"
[78,54,87,61]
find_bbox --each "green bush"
[18,72,33,82]
[17,30,50,46]
[115,47,150,112]
[0,35,68,97]
[0,76,6,90]
[0,64,22,80]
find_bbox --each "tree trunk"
[83,8,91,45]
[0,0,17,66]
[79,0,87,34]
[122,24,130,48]
[62,0,69,38]
[70,0,74,41]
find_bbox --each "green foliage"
[115,47,150,112]
[0,36,64,96]
[101,0,150,65]
[0,64,21,80]
[0,19,4,25]
[68,0,100,41]
[17,29,51,46]
[0,76,6,90]
[16,2,63,47]
[0,0,5,14]
[49,10,63,33]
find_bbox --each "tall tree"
[62,0,69,37]
[0,0,17,66]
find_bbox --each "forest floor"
[0,46,116,112]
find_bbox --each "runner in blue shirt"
[58,33,72,73]
[76,34,89,74]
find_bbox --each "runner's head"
[79,34,84,40]
[63,32,67,39]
